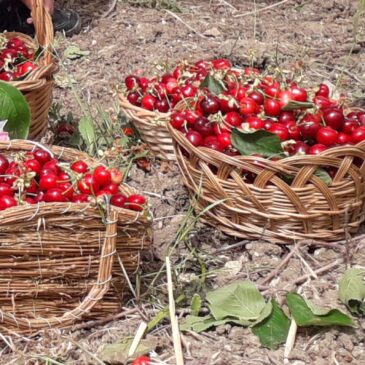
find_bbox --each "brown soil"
[2,0,365,364]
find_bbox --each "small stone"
[203,27,221,37]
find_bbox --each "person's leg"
[0,0,81,36]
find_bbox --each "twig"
[70,308,140,331]
[117,254,137,299]
[101,0,117,18]
[65,337,106,365]
[213,240,250,253]
[296,250,318,280]
[219,0,238,11]
[234,0,290,18]
[284,319,297,364]
[165,10,207,39]
[166,257,184,365]
[128,322,148,357]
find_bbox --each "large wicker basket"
[0,140,152,334]
[5,0,57,140]
[118,92,175,161]
[168,123,365,243]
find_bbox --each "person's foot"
[52,9,81,37]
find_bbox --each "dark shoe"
[52,9,81,37]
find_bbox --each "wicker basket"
[168,123,365,243]
[5,0,57,140]
[118,92,175,161]
[0,140,152,334]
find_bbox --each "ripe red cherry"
[194,117,214,137]
[316,83,330,98]
[126,195,146,211]
[248,91,264,105]
[6,37,25,49]
[110,193,127,208]
[154,98,169,113]
[287,124,301,140]
[290,86,308,102]
[104,183,119,195]
[40,167,58,177]
[0,71,14,81]
[25,159,41,174]
[264,119,274,130]
[125,75,139,90]
[71,160,88,174]
[219,96,239,113]
[0,183,13,196]
[33,149,51,165]
[240,97,260,115]
[225,112,243,128]
[268,124,289,141]
[351,126,365,144]
[25,197,36,204]
[342,119,360,134]
[212,58,232,69]
[246,116,264,130]
[77,174,100,195]
[309,144,327,155]
[357,111,365,125]
[264,99,281,117]
[72,194,90,203]
[228,86,248,101]
[316,127,338,146]
[25,179,37,194]
[138,77,149,92]
[43,159,60,175]
[337,132,352,145]
[0,48,18,61]
[217,133,231,149]
[203,136,224,152]
[181,85,197,98]
[132,355,151,365]
[0,195,17,210]
[323,108,345,130]
[43,188,67,202]
[58,182,74,199]
[298,121,320,140]
[58,172,70,182]
[200,95,221,116]
[141,95,156,111]
[213,123,230,135]
[127,91,140,106]
[17,61,37,76]
[39,174,58,190]
[264,83,281,98]
[93,166,111,186]
[313,95,333,110]
[0,154,9,175]
[279,111,295,123]
[186,131,203,147]
[170,112,185,129]
[294,141,310,155]
[184,111,199,126]
[110,168,123,185]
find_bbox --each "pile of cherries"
[162,58,365,156]
[0,37,37,81]
[0,149,146,212]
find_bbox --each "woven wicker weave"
[5,0,57,140]
[0,140,152,334]
[118,92,175,161]
[168,123,365,243]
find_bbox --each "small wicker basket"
[118,92,175,161]
[5,0,57,140]
[168,123,365,243]
[0,140,152,334]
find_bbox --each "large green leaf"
[286,293,355,327]
[252,300,290,349]
[78,116,96,149]
[190,293,202,316]
[206,281,266,321]
[314,168,332,186]
[200,74,225,95]
[231,129,284,157]
[0,81,30,139]
[338,268,365,316]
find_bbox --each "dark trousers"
[0,0,32,33]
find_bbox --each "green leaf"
[0,81,30,139]
[206,281,266,321]
[252,300,290,349]
[338,268,365,315]
[78,117,96,146]
[281,100,314,111]
[286,293,356,327]
[99,337,156,364]
[200,74,225,95]
[190,293,202,316]
[64,45,90,60]
[231,129,284,157]
[314,168,332,186]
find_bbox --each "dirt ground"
[2,0,365,364]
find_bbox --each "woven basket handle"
[0,210,118,330]
[32,0,54,65]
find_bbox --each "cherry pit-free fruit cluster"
[0,149,146,212]
[0,37,37,81]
